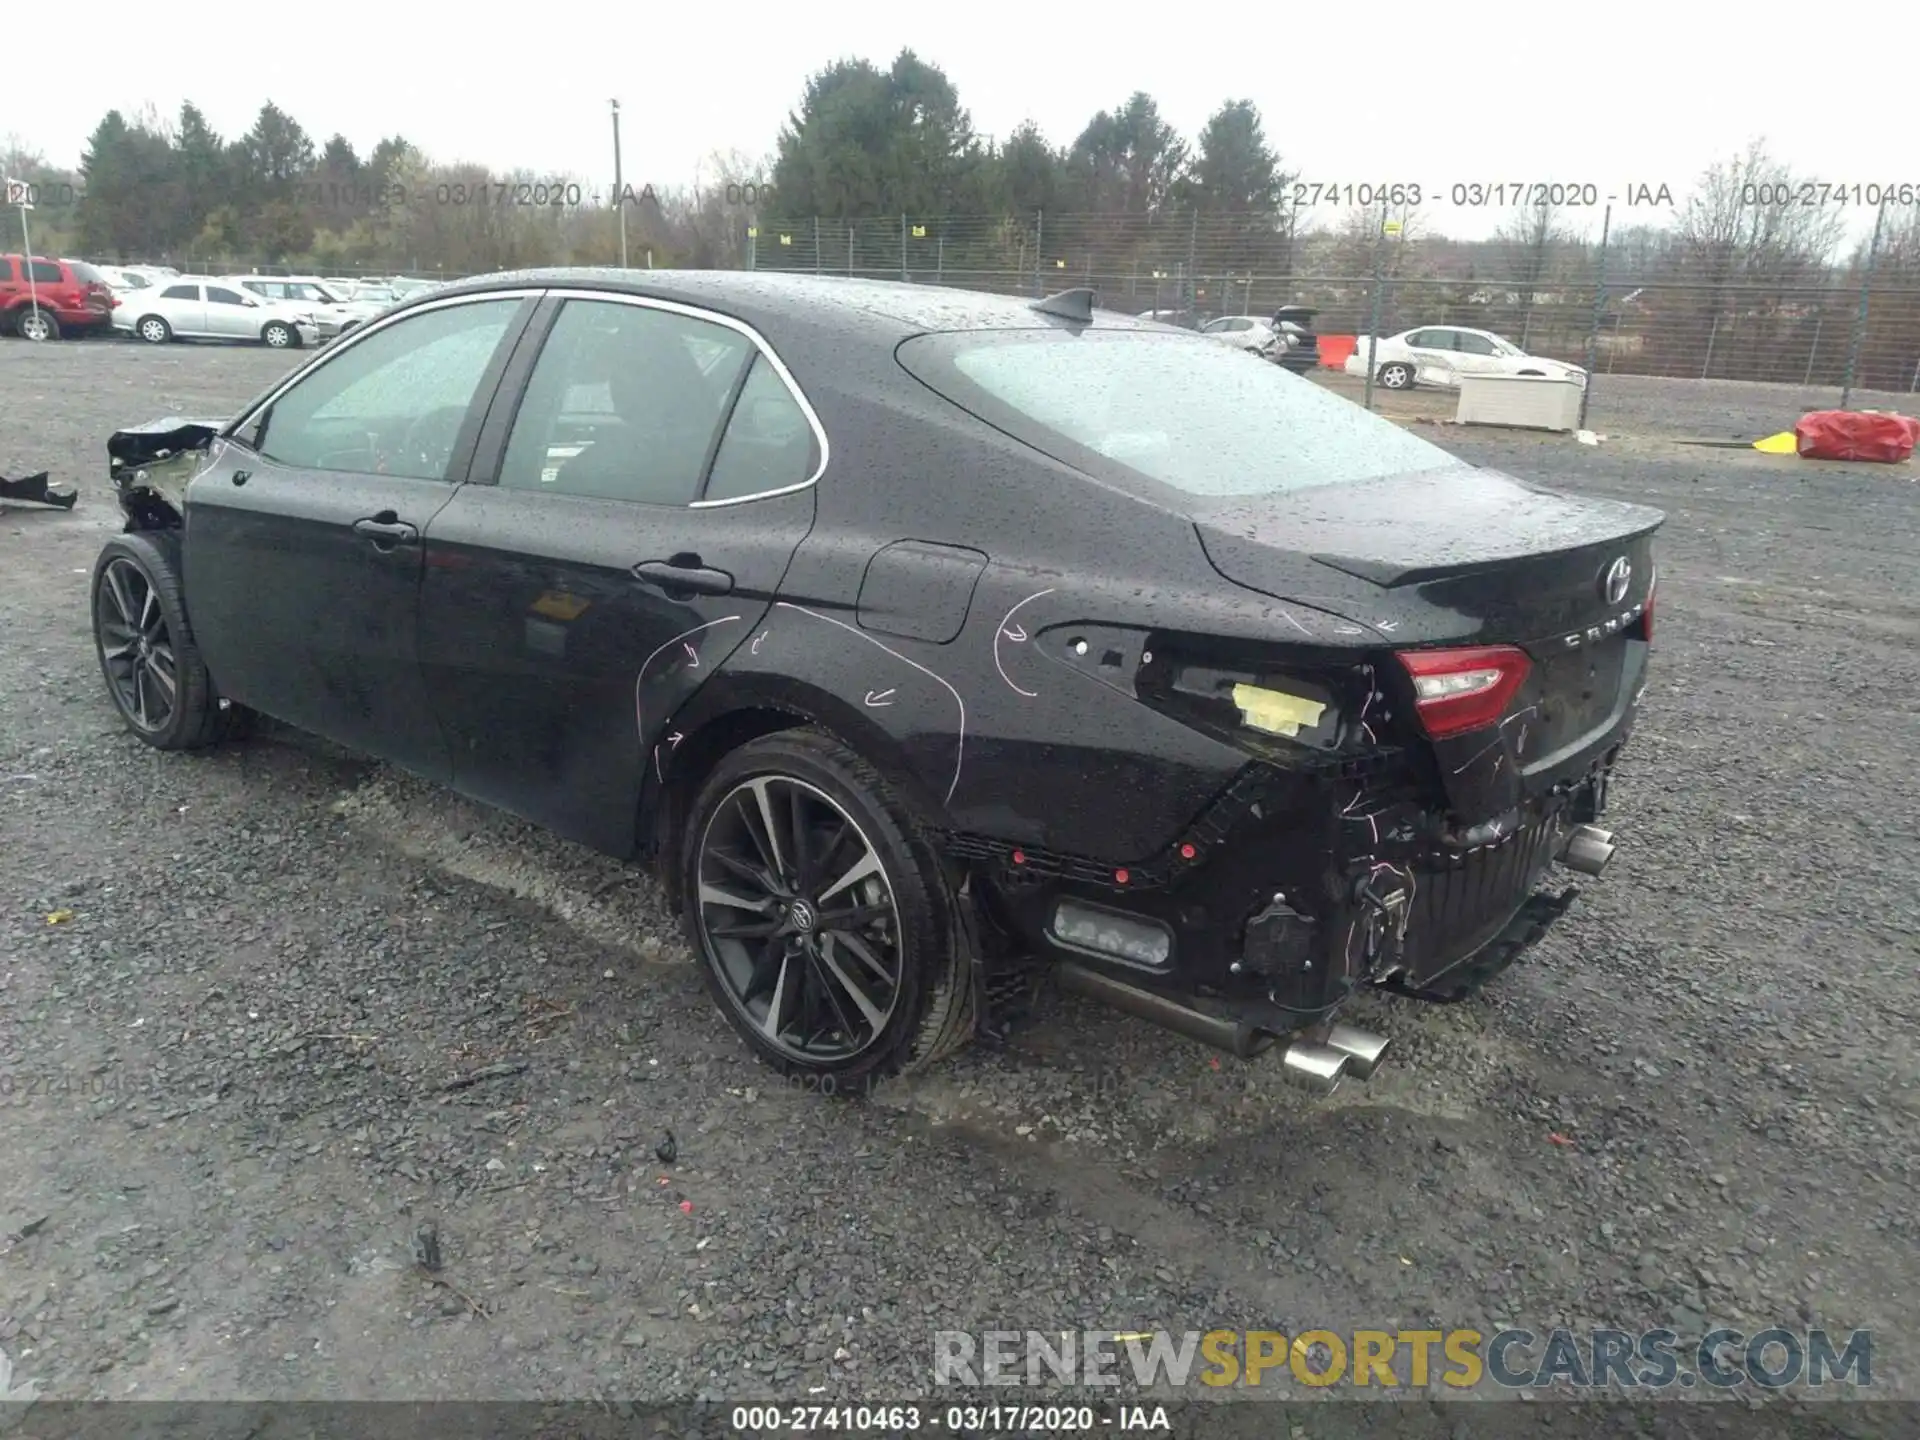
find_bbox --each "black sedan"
[95,270,1662,1092]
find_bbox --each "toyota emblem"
[1602,556,1631,606]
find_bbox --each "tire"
[1377,361,1414,390]
[136,315,172,344]
[17,307,58,341]
[261,321,298,349]
[679,728,976,1086]
[91,533,246,750]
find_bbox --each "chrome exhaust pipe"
[1278,1041,1350,1094]
[1055,960,1279,1059]
[1321,1023,1390,1080]
[1560,824,1615,877]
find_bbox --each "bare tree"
[1493,200,1569,345]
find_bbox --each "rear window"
[897,329,1463,498]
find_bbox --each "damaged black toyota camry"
[94,271,1661,1092]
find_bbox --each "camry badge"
[1602,556,1631,606]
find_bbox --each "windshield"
[900,329,1465,498]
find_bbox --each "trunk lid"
[1191,464,1661,646]
[1192,464,1663,814]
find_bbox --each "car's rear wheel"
[680,729,975,1085]
[17,307,58,341]
[136,316,172,344]
[261,321,298,348]
[91,534,244,750]
[1378,361,1414,389]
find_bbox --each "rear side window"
[898,329,1464,498]
[496,298,752,506]
[703,354,816,502]
[0,259,12,280]
[27,261,61,283]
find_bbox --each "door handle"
[353,515,419,548]
[632,558,734,597]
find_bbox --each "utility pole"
[1840,196,1888,411]
[1577,204,1611,433]
[610,99,628,269]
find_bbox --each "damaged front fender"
[107,417,228,527]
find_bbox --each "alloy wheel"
[695,774,903,1064]
[97,558,178,733]
[19,310,53,341]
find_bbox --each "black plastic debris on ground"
[0,471,77,509]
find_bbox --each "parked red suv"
[0,254,115,340]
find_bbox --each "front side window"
[254,298,521,481]
[899,328,1465,499]
[207,286,247,306]
[1454,332,1498,356]
[160,284,198,301]
[497,299,752,505]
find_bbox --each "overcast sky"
[8,0,1908,245]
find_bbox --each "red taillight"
[1638,583,1655,641]
[1396,645,1532,739]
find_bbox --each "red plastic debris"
[1794,410,1920,462]
[1179,843,1197,859]
[1548,1132,1575,1147]
[679,1200,694,1213]
[1114,868,1129,885]
[1208,1057,1221,1071]
[1011,849,1025,865]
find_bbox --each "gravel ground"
[1,341,1916,1421]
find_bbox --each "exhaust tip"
[1322,1023,1390,1080]
[1279,1040,1350,1094]
[1561,824,1616,877]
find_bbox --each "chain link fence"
[120,207,1920,406]
[745,211,1920,406]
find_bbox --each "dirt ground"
[1,340,1916,1419]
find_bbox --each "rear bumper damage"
[957,729,1630,1088]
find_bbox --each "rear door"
[1406,328,1460,386]
[155,282,207,334]
[183,293,537,778]
[418,291,821,856]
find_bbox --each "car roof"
[409,269,1171,341]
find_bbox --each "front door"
[203,283,262,339]
[419,293,820,855]
[183,294,536,778]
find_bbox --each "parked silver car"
[112,277,320,348]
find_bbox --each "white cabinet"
[1454,373,1584,432]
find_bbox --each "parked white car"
[1345,326,1587,390]
[1199,315,1279,352]
[113,277,321,348]
[225,275,385,336]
